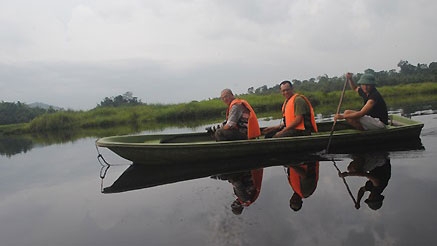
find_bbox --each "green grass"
[2,82,436,135]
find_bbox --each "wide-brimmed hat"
[357,73,376,85]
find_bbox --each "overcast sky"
[1,0,436,110]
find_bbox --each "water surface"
[0,114,436,246]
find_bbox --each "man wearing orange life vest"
[287,161,319,212]
[262,81,318,138]
[227,169,263,215]
[214,89,261,141]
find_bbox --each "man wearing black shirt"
[335,73,388,130]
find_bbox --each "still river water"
[0,113,436,246]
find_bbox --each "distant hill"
[28,102,63,110]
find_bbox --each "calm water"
[1,114,436,246]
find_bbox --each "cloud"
[0,0,436,109]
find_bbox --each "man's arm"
[336,98,376,122]
[358,99,376,116]
[223,104,243,129]
[281,115,303,132]
[346,73,359,92]
[274,97,307,135]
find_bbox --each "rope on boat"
[94,141,129,168]
[95,143,111,167]
[95,141,131,192]
[94,144,111,192]
[98,157,110,178]
[99,165,110,193]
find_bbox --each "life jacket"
[287,161,319,198]
[236,169,263,206]
[227,99,261,139]
[282,94,318,132]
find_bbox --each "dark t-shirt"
[364,160,391,194]
[358,88,388,125]
[295,96,314,132]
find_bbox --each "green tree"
[97,91,143,107]
[429,62,437,81]
[0,101,50,125]
[398,60,416,75]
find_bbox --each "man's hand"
[262,126,277,135]
[339,172,348,178]
[334,114,344,121]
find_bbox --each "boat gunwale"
[96,117,423,149]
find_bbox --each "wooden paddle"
[324,74,359,207]
[326,76,349,153]
[332,160,359,208]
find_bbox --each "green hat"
[357,73,376,85]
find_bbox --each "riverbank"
[1,82,436,136]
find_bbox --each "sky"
[1,0,436,110]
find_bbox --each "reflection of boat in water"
[339,152,392,210]
[102,154,327,194]
[96,115,424,165]
[101,136,422,194]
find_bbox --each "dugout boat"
[95,115,424,165]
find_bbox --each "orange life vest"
[227,99,261,139]
[281,94,318,132]
[288,162,319,198]
[237,168,263,206]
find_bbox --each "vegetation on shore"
[1,81,436,136]
[2,59,437,135]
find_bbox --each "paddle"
[323,75,359,208]
[326,75,349,153]
[332,160,359,208]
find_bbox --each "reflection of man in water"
[287,161,319,211]
[213,169,263,215]
[339,153,391,210]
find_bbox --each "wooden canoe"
[95,115,424,165]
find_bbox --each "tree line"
[1,60,436,126]
[247,60,437,95]
[0,101,53,125]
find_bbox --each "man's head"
[357,73,376,85]
[289,192,303,211]
[220,89,235,106]
[280,80,294,99]
[231,199,244,215]
[357,73,376,94]
[365,193,384,210]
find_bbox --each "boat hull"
[96,115,424,165]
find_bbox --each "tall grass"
[4,82,437,135]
